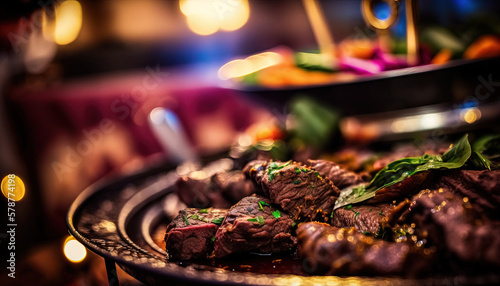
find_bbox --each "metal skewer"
[302,0,336,57]
[405,0,419,65]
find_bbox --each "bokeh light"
[180,0,250,36]
[53,0,83,45]
[218,52,283,80]
[462,108,481,124]
[63,236,87,263]
[1,175,25,201]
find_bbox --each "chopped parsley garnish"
[315,171,320,177]
[268,161,291,173]
[311,184,315,188]
[363,231,372,235]
[330,211,334,218]
[354,211,360,218]
[293,167,311,174]
[190,214,208,222]
[211,236,215,242]
[199,208,209,213]
[211,217,224,225]
[183,215,190,226]
[272,210,281,219]
[291,222,297,227]
[257,216,265,224]
[344,205,353,210]
[294,180,301,185]
[269,162,278,169]
[248,216,265,225]
[379,210,385,216]
[269,173,276,181]
[259,200,270,207]
[267,161,291,181]
[258,201,265,211]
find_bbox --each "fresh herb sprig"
[334,134,472,209]
[211,217,224,225]
[183,215,190,226]
[469,134,500,170]
[272,210,281,219]
[268,161,291,181]
[247,216,265,225]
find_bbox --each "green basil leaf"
[334,134,471,209]
[470,134,500,170]
[469,151,491,170]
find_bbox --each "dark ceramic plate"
[67,161,500,286]
[223,57,500,116]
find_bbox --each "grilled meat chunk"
[164,208,227,260]
[297,222,434,277]
[308,159,370,189]
[332,204,394,235]
[175,171,256,209]
[244,161,340,222]
[213,195,296,258]
[212,171,257,203]
[400,188,500,268]
[434,169,500,219]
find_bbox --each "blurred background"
[0,0,499,285]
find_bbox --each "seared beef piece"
[433,169,500,218]
[213,195,297,258]
[297,222,434,277]
[175,177,230,209]
[329,148,375,172]
[211,171,257,203]
[332,204,393,235]
[175,171,256,209]
[164,208,227,260]
[242,160,268,194]
[244,160,340,222]
[386,198,411,225]
[308,159,370,189]
[401,188,500,267]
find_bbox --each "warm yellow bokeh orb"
[1,175,25,201]
[180,0,250,36]
[186,10,220,36]
[217,0,250,31]
[463,108,481,124]
[63,236,87,263]
[218,52,283,80]
[54,0,83,45]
